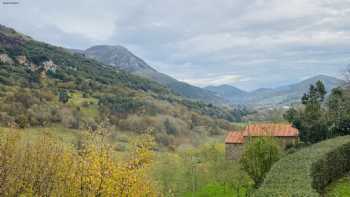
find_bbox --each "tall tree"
[285,81,328,143]
[327,88,350,137]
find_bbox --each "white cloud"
[0,0,349,89]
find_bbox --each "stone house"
[225,123,299,160]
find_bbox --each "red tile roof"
[225,123,298,144]
[225,132,244,144]
[242,123,298,137]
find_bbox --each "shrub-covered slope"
[0,24,242,146]
[254,136,350,197]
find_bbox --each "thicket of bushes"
[0,85,234,147]
[254,136,350,197]
[312,139,350,192]
[0,129,157,196]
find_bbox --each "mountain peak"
[290,75,345,90]
[85,45,155,72]
[0,24,32,41]
[304,74,342,81]
[86,45,129,52]
[83,45,226,105]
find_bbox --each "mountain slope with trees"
[0,24,242,147]
[80,45,227,105]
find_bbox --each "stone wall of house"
[276,136,298,148]
[225,143,243,160]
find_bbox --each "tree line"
[284,80,350,144]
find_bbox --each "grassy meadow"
[326,175,350,197]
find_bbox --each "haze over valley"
[72,44,346,107]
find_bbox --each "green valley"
[0,1,350,195]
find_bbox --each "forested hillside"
[81,45,227,105]
[0,24,243,147]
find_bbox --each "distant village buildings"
[225,123,299,160]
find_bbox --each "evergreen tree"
[58,90,70,103]
[327,88,350,137]
[285,81,328,144]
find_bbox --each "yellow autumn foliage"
[0,129,157,197]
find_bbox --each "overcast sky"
[1,0,350,90]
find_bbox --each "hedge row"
[254,136,350,197]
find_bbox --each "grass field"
[0,126,80,144]
[325,175,350,197]
[0,126,133,152]
[184,184,248,197]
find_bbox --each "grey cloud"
[0,0,349,90]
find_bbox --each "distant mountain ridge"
[206,75,345,107]
[79,45,227,105]
[73,45,345,107]
[206,85,247,98]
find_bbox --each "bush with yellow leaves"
[0,128,157,197]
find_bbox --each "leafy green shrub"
[98,95,143,115]
[0,88,62,128]
[240,137,281,187]
[58,90,70,103]
[154,132,175,147]
[312,141,350,192]
[29,54,49,65]
[254,136,350,197]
